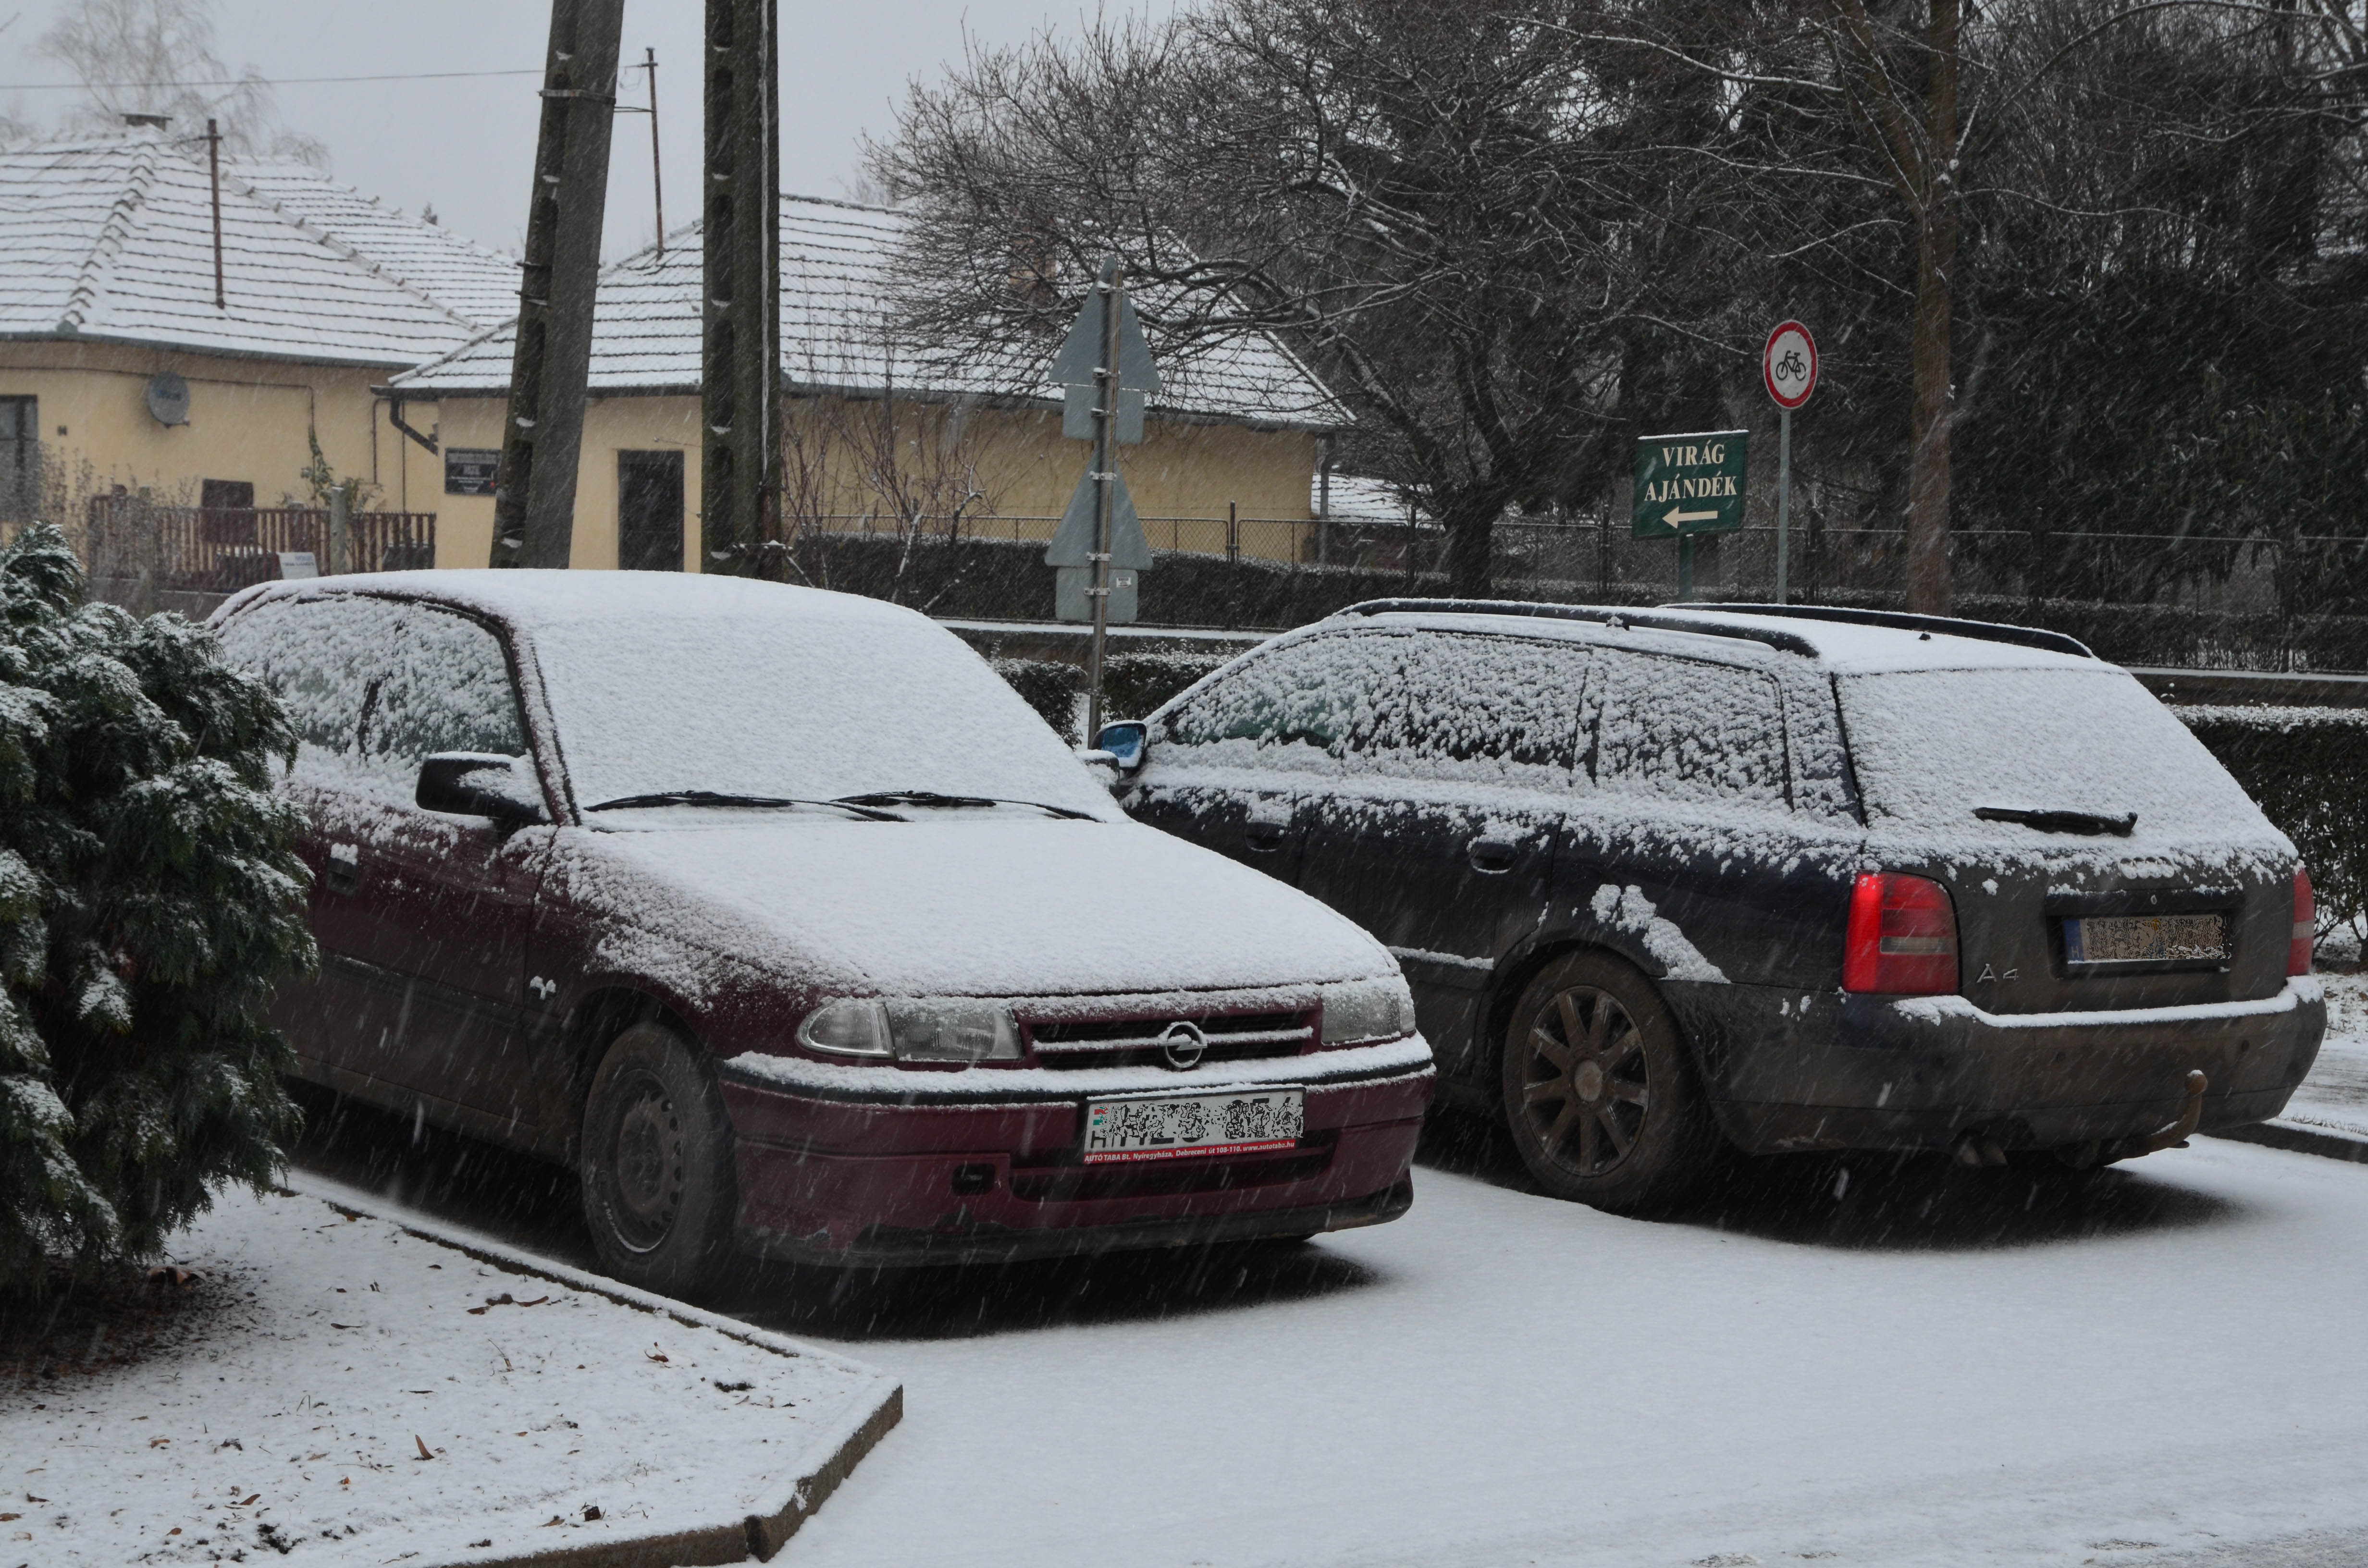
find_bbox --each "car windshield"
[1834,665,2268,840]
[529,608,1114,820]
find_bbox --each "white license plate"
[2064,912,2228,965]
[1081,1088,1306,1165]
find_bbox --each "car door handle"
[1467,837,1519,873]
[1244,821,1293,853]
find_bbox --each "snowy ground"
[286,1087,2368,1568]
[2281,970,2368,1141]
[745,1135,2368,1568]
[0,1179,893,1567]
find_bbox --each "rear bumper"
[714,1045,1434,1266]
[1671,978,2326,1155]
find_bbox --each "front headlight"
[797,997,1022,1065]
[1320,975,1417,1045]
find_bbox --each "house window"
[0,397,35,518]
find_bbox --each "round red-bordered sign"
[1763,320,1817,410]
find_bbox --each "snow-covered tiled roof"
[1317,472,1432,523]
[0,135,519,367]
[392,196,1349,432]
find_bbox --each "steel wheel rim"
[1516,985,1651,1179]
[600,1068,685,1254]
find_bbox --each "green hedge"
[2177,706,2368,938]
[991,651,1234,744]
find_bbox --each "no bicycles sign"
[1764,320,1817,410]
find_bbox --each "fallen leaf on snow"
[645,1348,668,1363]
[0,1513,16,1522]
[413,1435,435,1461]
[148,1437,170,1448]
[582,1505,601,1521]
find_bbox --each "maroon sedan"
[211,571,1431,1293]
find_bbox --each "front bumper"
[1669,978,2326,1155]
[713,1037,1435,1265]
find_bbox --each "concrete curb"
[284,1173,904,1566]
[2206,1120,2368,1165]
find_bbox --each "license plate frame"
[1080,1087,1306,1165]
[2062,911,2230,971]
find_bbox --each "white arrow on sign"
[1663,506,1720,527]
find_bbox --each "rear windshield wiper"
[587,791,907,822]
[834,789,1097,821]
[1973,806,2136,837]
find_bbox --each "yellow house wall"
[0,338,443,522]
[425,390,1319,571]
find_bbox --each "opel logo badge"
[1159,1020,1208,1071]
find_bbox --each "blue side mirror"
[1096,721,1148,772]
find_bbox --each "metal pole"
[207,119,224,309]
[1677,533,1694,600]
[328,482,351,576]
[492,0,627,569]
[1775,405,1791,605]
[645,48,664,260]
[1085,258,1122,740]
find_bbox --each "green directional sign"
[1632,429,1750,539]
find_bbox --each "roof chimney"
[123,112,172,130]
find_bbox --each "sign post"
[1632,430,1750,599]
[1046,258,1161,737]
[1762,320,1817,604]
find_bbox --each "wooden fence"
[81,496,436,593]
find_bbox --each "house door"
[618,451,684,571]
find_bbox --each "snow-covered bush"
[0,524,314,1295]
[2179,705,2368,947]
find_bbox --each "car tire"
[580,1021,738,1298]
[1499,951,1723,1214]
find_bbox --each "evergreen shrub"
[0,525,314,1296]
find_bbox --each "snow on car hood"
[544,812,1397,1001]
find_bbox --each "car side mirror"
[417,752,547,826]
[1096,721,1148,773]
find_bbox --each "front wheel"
[580,1021,738,1298]
[1500,952,1722,1214]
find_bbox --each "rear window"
[1837,666,2266,837]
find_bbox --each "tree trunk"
[1443,506,1496,598]
[1903,0,1960,616]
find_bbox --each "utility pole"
[491,0,627,570]
[205,119,224,310]
[702,0,782,574]
[644,48,665,259]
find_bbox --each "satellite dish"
[145,371,190,427]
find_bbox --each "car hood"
[545,814,1397,1000]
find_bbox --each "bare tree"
[871,0,1726,598]
[39,0,325,164]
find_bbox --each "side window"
[1592,649,1788,807]
[1363,632,1591,787]
[1159,632,1406,773]
[358,607,527,792]
[212,596,405,784]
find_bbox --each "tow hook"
[2100,1069,2209,1165]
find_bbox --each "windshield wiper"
[834,789,1096,821]
[1973,806,2136,837]
[587,790,907,822]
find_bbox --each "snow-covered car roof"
[1320,600,2102,676]
[214,566,921,634]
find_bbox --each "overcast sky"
[0,0,1165,257]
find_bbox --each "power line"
[0,68,545,92]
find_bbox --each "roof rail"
[1663,603,2096,660]
[1333,598,1823,659]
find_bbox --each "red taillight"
[1843,872,1960,994]
[2291,867,2315,977]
